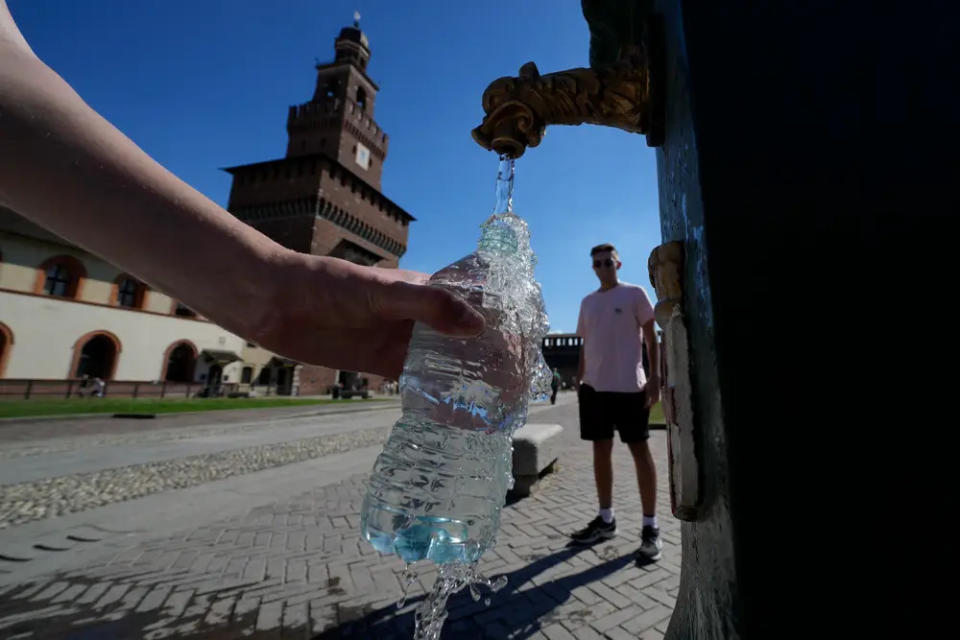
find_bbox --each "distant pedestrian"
[76,374,91,398]
[550,368,560,405]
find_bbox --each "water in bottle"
[360,157,550,565]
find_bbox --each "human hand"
[237,251,485,379]
[644,376,662,410]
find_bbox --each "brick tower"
[224,16,414,395]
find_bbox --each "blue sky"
[10,0,661,334]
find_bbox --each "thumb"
[379,281,485,336]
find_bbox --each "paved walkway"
[0,394,679,639]
[0,399,398,451]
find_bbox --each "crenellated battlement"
[286,99,388,149]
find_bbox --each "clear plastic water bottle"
[360,169,550,565]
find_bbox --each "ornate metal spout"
[472,13,663,158]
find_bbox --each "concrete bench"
[511,423,563,497]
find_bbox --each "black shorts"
[578,384,650,443]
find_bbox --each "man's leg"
[627,439,662,561]
[594,438,615,510]
[571,438,617,544]
[572,386,617,544]
[620,385,660,561]
[627,440,656,516]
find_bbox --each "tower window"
[325,79,340,98]
[357,87,367,111]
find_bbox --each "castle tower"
[223,16,413,393]
[285,17,388,188]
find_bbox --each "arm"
[641,319,661,409]
[0,3,482,378]
[575,303,586,390]
[577,341,585,391]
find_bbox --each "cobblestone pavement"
[0,428,390,528]
[0,396,679,639]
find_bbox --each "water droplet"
[397,563,419,609]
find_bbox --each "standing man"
[571,243,662,561]
[550,368,561,405]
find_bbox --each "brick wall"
[296,365,337,395]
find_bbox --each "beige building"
[0,19,411,399]
[0,207,299,397]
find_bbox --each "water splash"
[397,563,419,609]
[412,562,508,640]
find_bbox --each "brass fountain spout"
[472,9,664,158]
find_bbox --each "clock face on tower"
[355,143,370,170]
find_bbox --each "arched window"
[113,274,147,309]
[257,367,272,385]
[36,255,86,299]
[70,330,121,380]
[172,301,197,318]
[162,341,197,382]
[46,264,70,294]
[357,86,367,111]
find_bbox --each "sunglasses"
[593,259,615,268]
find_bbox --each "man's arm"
[642,319,661,409]
[577,340,585,390]
[575,303,586,390]
[0,2,482,377]
[0,3,277,314]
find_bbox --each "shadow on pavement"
[314,542,637,639]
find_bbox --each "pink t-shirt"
[576,282,655,393]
